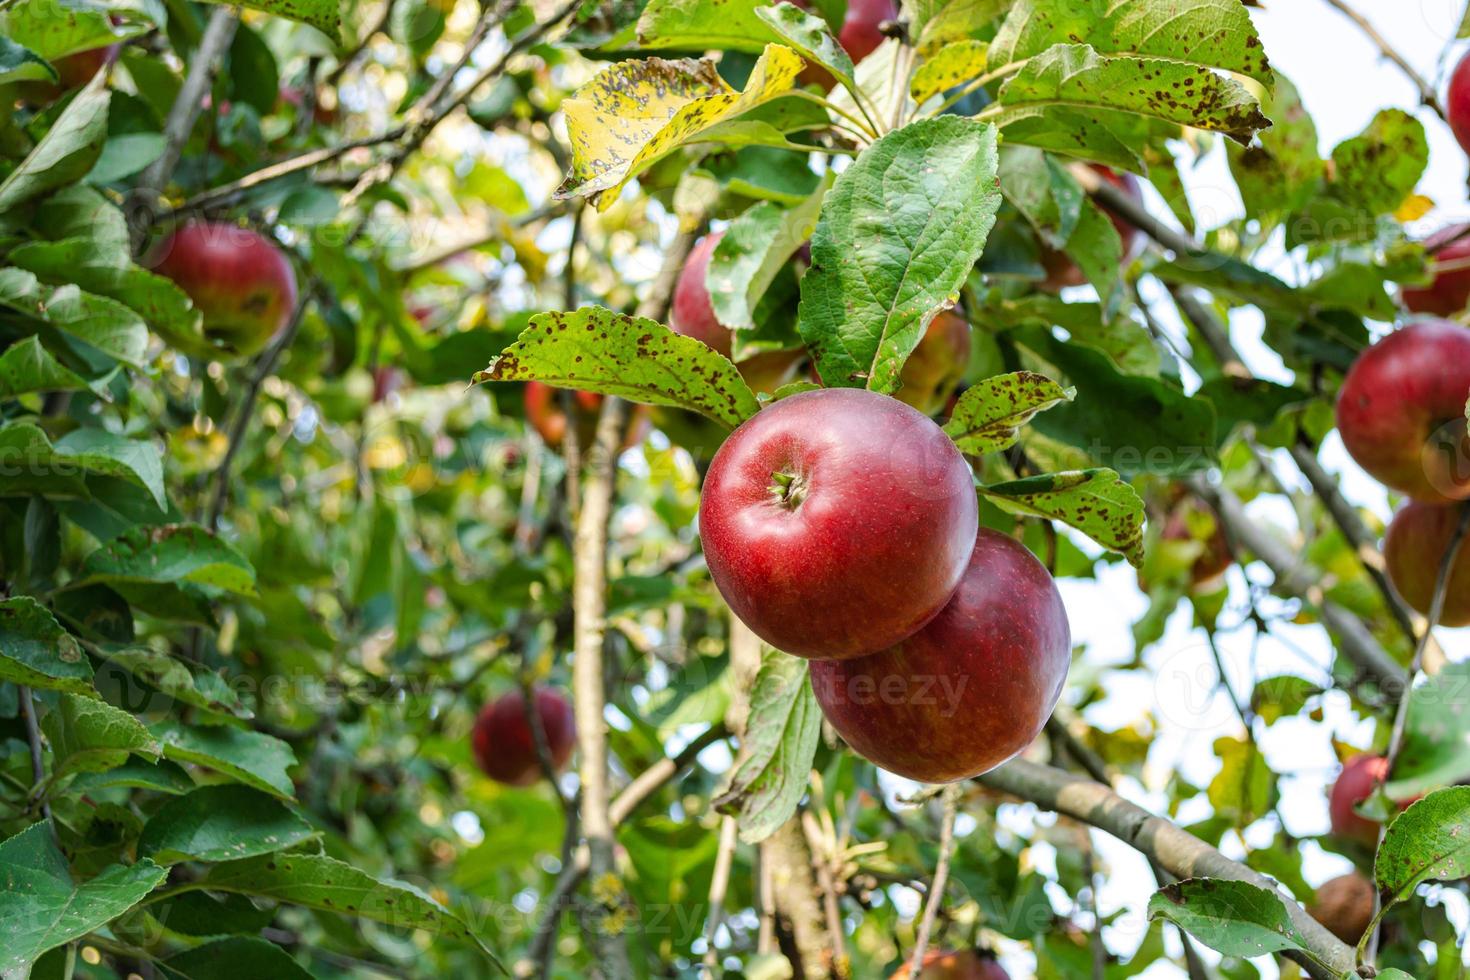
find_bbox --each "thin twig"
[1321,0,1445,119]
[325,0,398,88]
[18,686,53,835]
[908,785,958,975]
[701,815,739,977]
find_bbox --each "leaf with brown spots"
[979,468,1145,566]
[943,370,1074,454]
[199,0,340,37]
[754,2,856,93]
[990,0,1273,90]
[1146,878,1314,961]
[1374,786,1470,907]
[556,45,803,209]
[473,306,761,429]
[911,39,990,104]
[989,44,1270,152]
[797,116,1001,393]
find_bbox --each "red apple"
[471,687,575,786]
[1040,166,1145,291]
[150,222,298,358]
[1335,320,1470,503]
[523,381,648,451]
[891,949,1009,979]
[1401,225,1470,316]
[372,366,403,404]
[1384,501,1470,627]
[896,310,971,416]
[1308,872,1375,946]
[1449,51,1470,161]
[1329,753,1391,845]
[671,231,803,392]
[811,528,1070,781]
[699,387,978,660]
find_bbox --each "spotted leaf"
[979,468,1145,566]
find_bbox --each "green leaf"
[138,785,315,865]
[980,293,1161,376]
[1147,878,1312,960]
[989,0,1273,88]
[162,937,313,980]
[991,44,1270,149]
[1207,736,1275,828]
[0,78,110,211]
[905,0,1009,49]
[1327,109,1427,216]
[1016,327,1217,477]
[0,823,167,977]
[943,370,1073,454]
[0,597,93,694]
[713,650,820,844]
[473,307,761,429]
[150,721,297,799]
[54,429,166,510]
[88,133,167,184]
[0,1,146,61]
[979,468,1145,565]
[1386,661,1470,800]
[0,271,150,368]
[754,2,856,91]
[1250,675,1322,726]
[199,0,339,36]
[557,46,803,208]
[94,645,253,720]
[0,336,93,398]
[1374,787,1470,905]
[707,190,825,330]
[1226,73,1324,220]
[72,759,195,796]
[192,852,501,965]
[80,524,256,595]
[7,239,208,356]
[636,0,782,51]
[1197,377,1312,447]
[798,116,1001,391]
[0,35,56,85]
[41,693,160,781]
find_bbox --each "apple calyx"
[769,469,809,510]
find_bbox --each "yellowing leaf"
[557,45,804,209]
[1394,193,1434,223]
[911,40,989,104]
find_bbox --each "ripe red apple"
[671,231,803,392]
[699,387,978,660]
[1308,872,1375,945]
[1329,753,1391,845]
[811,528,1070,781]
[1449,51,1470,161]
[1384,501,1470,627]
[896,310,971,416]
[1040,167,1145,291]
[522,381,649,451]
[891,949,1009,979]
[471,687,575,786]
[151,222,298,358]
[1401,225,1470,316]
[1335,320,1470,503]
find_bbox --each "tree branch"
[908,785,958,975]
[1320,0,1445,119]
[975,759,1357,979]
[18,685,53,836]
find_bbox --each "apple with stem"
[1040,167,1145,291]
[699,387,979,660]
[1335,319,1470,503]
[672,231,803,393]
[895,310,971,417]
[811,527,1071,781]
[1401,225,1470,317]
[150,222,299,358]
[1448,50,1470,161]
[471,687,575,786]
[1383,501,1470,627]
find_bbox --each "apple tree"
[0,0,1468,977]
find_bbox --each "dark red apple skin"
[1329,753,1390,845]
[471,688,575,786]
[699,388,978,660]
[890,949,1008,979]
[811,528,1070,781]
[835,0,897,63]
[1384,501,1470,627]
[1040,167,1144,291]
[151,222,299,358]
[1402,225,1470,317]
[671,230,804,392]
[896,310,971,416]
[1308,872,1375,946]
[1335,320,1470,503]
[1449,51,1470,161]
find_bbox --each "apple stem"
[770,470,809,510]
